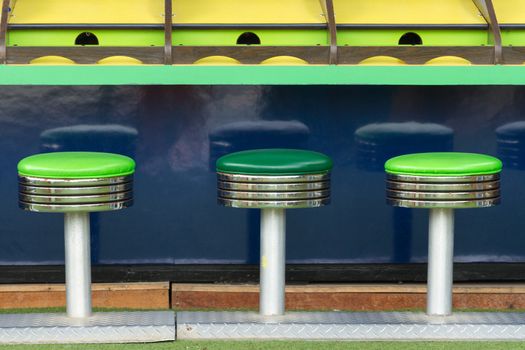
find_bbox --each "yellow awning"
[10,0,164,24]
[9,0,325,24]
[8,0,525,25]
[334,0,485,25]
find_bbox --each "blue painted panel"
[0,85,523,265]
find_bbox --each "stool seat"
[217,149,332,209]
[18,152,135,213]
[216,149,332,176]
[385,152,502,177]
[18,152,135,179]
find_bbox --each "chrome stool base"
[18,174,134,318]
[386,172,500,316]
[218,171,331,316]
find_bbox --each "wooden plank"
[0,0,9,64]
[320,0,337,64]
[163,0,172,65]
[7,45,519,65]
[7,46,165,64]
[0,282,169,309]
[472,0,503,63]
[172,46,330,64]
[337,46,495,64]
[172,283,525,310]
[173,283,525,294]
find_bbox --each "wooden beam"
[172,283,525,311]
[472,0,503,64]
[6,45,516,65]
[7,46,165,64]
[0,282,170,309]
[320,0,337,64]
[164,0,173,65]
[0,0,10,64]
[337,46,495,65]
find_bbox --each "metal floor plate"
[0,311,175,344]
[177,311,525,340]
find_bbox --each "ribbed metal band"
[19,182,133,195]
[19,199,134,213]
[218,197,330,209]
[387,180,500,192]
[217,172,330,183]
[386,197,500,209]
[18,175,133,187]
[20,191,133,205]
[18,175,134,212]
[218,180,330,192]
[217,172,331,208]
[218,189,330,200]
[386,173,500,184]
[385,172,500,208]
[387,189,500,201]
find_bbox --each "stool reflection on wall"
[496,121,525,170]
[18,152,135,318]
[355,122,453,262]
[216,149,332,316]
[385,152,501,316]
[40,124,138,264]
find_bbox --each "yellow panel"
[425,56,472,65]
[173,0,324,24]
[10,0,163,24]
[493,0,525,24]
[358,56,406,65]
[97,56,143,65]
[193,56,241,65]
[334,0,485,25]
[260,56,309,65]
[30,56,75,65]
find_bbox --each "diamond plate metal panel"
[0,311,175,344]
[177,311,525,340]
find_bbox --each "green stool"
[385,152,502,316]
[18,152,135,318]
[217,149,333,316]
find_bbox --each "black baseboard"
[0,263,523,284]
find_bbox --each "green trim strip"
[1,65,525,85]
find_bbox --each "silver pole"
[64,212,92,318]
[259,208,286,316]
[427,208,455,316]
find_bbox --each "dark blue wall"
[1,85,524,265]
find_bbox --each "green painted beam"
[0,65,525,85]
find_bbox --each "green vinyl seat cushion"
[385,152,502,176]
[18,152,135,179]
[217,149,332,175]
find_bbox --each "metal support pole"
[427,208,455,316]
[64,212,92,318]
[259,208,286,316]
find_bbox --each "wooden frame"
[6,45,525,65]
